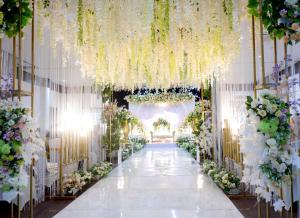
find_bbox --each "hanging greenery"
[0,0,33,38]
[247,0,300,43]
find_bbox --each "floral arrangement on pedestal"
[153,118,170,131]
[197,112,212,158]
[240,91,293,211]
[0,99,45,202]
[125,93,194,104]
[0,0,33,38]
[184,100,210,136]
[203,160,240,193]
[248,0,300,43]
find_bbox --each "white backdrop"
[129,100,195,132]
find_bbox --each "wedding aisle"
[54,144,243,218]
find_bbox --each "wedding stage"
[128,100,195,142]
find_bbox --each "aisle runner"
[55,144,243,218]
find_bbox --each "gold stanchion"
[0,38,2,85]
[31,0,35,117]
[274,38,277,65]
[13,37,17,92]
[258,199,262,218]
[266,194,269,218]
[17,193,20,218]
[290,175,293,218]
[259,0,266,87]
[18,0,23,101]
[11,202,14,218]
[280,185,283,218]
[59,141,63,196]
[252,15,257,98]
[109,114,112,162]
[29,158,35,218]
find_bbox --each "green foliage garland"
[0,0,33,38]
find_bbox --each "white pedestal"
[118,148,122,165]
[196,146,200,164]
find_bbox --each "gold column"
[290,175,294,218]
[18,0,23,101]
[29,159,35,218]
[274,39,277,65]
[259,0,266,87]
[0,38,2,86]
[31,0,35,117]
[13,37,17,93]
[29,1,35,217]
[59,139,63,196]
[109,115,112,162]
[252,16,257,98]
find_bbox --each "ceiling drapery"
[37,0,243,89]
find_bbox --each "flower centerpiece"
[240,91,293,211]
[198,115,212,158]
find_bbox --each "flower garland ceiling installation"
[37,0,242,89]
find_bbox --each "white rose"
[277,163,287,173]
[258,110,267,117]
[285,0,298,6]
[275,111,282,117]
[251,100,258,108]
[266,138,277,146]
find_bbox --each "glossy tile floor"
[55,144,244,218]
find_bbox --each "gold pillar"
[259,0,266,87]
[59,140,63,196]
[31,0,35,117]
[13,37,17,92]
[252,15,257,98]
[0,39,2,86]
[29,159,35,218]
[18,0,23,101]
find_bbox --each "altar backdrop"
[129,100,195,132]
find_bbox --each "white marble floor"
[54,144,244,218]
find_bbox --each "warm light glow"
[60,111,95,136]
